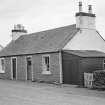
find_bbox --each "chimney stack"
[75,2,96,29]
[11,24,27,41]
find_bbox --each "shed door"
[63,59,79,85]
[26,57,32,80]
[63,60,73,84]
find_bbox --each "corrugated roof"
[0,24,78,57]
[64,50,105,57]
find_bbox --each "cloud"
[14,0,75,32]
[0,0,105,46]
[0,0,39,19]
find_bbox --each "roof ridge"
[58,29,79,50]
[21,24,76,37]
[0,24,77,57]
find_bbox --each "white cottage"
[0,2,105,85]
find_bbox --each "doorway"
[12,58,17,80]
[26,57,32,80]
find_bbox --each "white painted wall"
[76,16,96,29]
[63,29,105,53]
[12,32,27,40]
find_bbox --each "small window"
[27,57,32,66]
[104,60,105,69]
[0,58,5,73]
[42,55,51,75]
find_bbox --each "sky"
[0,0,105,47]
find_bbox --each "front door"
[12,58,17,80]
[26,57,32,80]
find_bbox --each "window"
[42,55,51,74]
[44,56,50,71]
[27,57,32,66]
[103,60,105,69]
[0,58,5,73]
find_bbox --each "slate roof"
[0,24,78,57]
[64,50,105,57]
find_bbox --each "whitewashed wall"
[63,29,105,53]
[76,16,96,29]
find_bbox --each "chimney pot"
[79,1,82,12]
[88,5,92,14]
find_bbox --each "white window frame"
[103,60,105,69]
[0,58,5,73]
[42,54,51,75]
[25,56,33,81]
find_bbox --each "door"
[12,58,17,80]
[63,59,79,84]
[63,60,73,84]
[26,57,32,80]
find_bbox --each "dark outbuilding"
[62,50,105,85]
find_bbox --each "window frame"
[0,58,5,73]
[103,60,105,69]
[42,54,51,75]
[26,56,33,81]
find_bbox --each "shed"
[62,50,105,85]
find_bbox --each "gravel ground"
[0,79,105,105]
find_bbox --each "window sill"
[42,71,51,75]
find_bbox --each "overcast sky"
[0,0,105,46]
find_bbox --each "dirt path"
[0,79,105,105]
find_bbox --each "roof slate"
[0,24,78,57]
[64,50,105,57]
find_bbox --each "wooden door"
[12,58,16,80]
[63,60,73,84]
